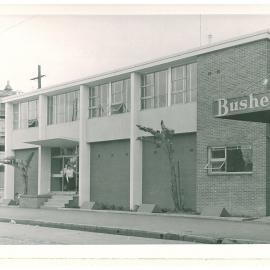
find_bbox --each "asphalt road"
[0,222,191,244]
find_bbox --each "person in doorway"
[63,164,75,191]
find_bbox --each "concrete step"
[46,198,73,203]
[43,202,67,207]
[41,194,74,209]
[41,206,64,209]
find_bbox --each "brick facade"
[197,39,270,216]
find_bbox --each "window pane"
[57,94,65,123]
[171,66,186,105]
[111,81,123,105]
[211,161,225,172]
[155,70,167,108]
[141,74,154,98]
[123,79,130,112]
[20,102,28,129]
[211,148,225,159]
[227,147,252,172]
[187,63,197,103]
[172,66,185,81]
[65,92,71,122]
[187,63,197,90]
[48,96,53,124]
[100,84,109,116]
[0,104,5,119]
[13,103,19,129]
[28,100,38,127]
[73,91,79,121]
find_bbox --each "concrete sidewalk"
[0,206,269,244]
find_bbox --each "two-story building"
[4,29,270,216]
[0,81,17,199]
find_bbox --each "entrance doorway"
[51,146,79,192]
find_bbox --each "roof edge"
[3,29,270,103]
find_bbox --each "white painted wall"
[4,103,14,200]
[130,72,142,210]
[138,102,197,136]
[86,113,130,142]
[79,85,90,206]
[12,128,39,150]
[45,121,79,141]
[38,146,51,195]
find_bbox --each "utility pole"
[30,65,45,89]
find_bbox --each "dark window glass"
[227,147,253,172]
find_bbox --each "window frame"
[171,63,197,105]
[89,79,130,119]
[13,99,39,130]
[47,90,80,125]
[89,83,110,118]
[206,145,253,175]
[141,70,168,110]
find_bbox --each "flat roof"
[3,29,270,103]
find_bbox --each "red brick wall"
[197,39,269,217]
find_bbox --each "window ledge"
[208,172,253,176]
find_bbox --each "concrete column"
[38,94,47,139]
[37,95,50,195]
[38,146,51,195]
[130,72,143,210]
[78,84,90,206]
[168,67,172,107]
[4,102,14,200]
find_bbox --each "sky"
[2,13,270,92]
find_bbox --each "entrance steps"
[41,193,75,209]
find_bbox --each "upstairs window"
[111,79,130,115]
[89,84,109,118]
[89,79,130,119]
[171,63,197,105]
[13,100,39,130]
[205,146,253,174]
[48,90,79,125]
[0,104,5,119]
[141,70,168,110]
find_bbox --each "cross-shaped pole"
[30,65,45,89]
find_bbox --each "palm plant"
[0,152,35,195]
[137,120,184,211]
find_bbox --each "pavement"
[0,206,270,244]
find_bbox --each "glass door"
[51,157,64,191]
[51,146,79,192]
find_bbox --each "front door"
[51,147,79,192]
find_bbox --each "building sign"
[213,92,270,117]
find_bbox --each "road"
[0,222,191,244]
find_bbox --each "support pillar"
[130,72,143,210]
[78,85,90,206]
[38,146,51,195]
[4,102,14,200]
[38,94,47,139]
[37,95,50,194]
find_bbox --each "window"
[171,63,197,105]
[47,90,80,125]
[111,79,130,115]
[13,100,39,129]
[28,100,38,128]
[13,103,19,129]
[141,70,168,110]
[89,79,130,119]
[0,104,5,119]
[89,84,109,118]
[206,146,253,174]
